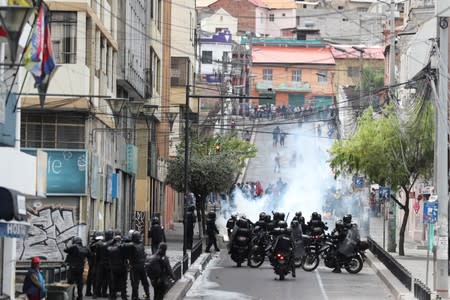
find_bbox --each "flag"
[24,4,44,79]
[24,2,56,106]
[7,0,33,6]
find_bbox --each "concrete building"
[17,1,124,259]
[250,42,335,109]
[208,0,297,38]
[198,7,238,43]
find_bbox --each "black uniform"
[148,218,166,254]
[64,238,90,300]
[94,238,110,297]
[146,243,175,300]
[123,232,150,300]
[85,237,98,296]
[107,238,127,300]
[205,214,220,252]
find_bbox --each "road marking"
[315,269,329,300]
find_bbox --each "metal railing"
[172,261,182,283]
[191,240,202,264]
[367,237,412,291]
[182,253,189,274]
[16,262,68,285]
[414,279,432,300]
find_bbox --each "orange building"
[251,45,336,109]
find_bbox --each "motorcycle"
[302,234,367,274]
[301,232,326,271]
[271,234,294,280]
[230,230,251,267]
[248,229,272,268]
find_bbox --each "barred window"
[263,69,272,81]
[51,12,77,64]
[292,69,302,82]
[21,112,86,149]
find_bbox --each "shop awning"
[0,220,30,238]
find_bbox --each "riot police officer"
[123,231,150,300]
[64,236,90,300]
[205,212,220,252]
[148,217,166,254]
[186,206,196,249]
[107,236,127,300]
[95,230,114,298]
[85,232,101,297]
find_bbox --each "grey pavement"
[368,215,450,299]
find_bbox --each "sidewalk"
[368,216,449,298]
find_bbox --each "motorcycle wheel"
[237,262,242,267]
[301,254,320,272]
[248,251,265,268]
[344,255,363,274]
[279,273,285,280]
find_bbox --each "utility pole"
[434,3,449,295]
[386,0,397,253]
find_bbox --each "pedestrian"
[243,130,251,142]
[272,126,280,147]
[64,236,90,300]
[23,256,46,300]
[145,243,175,300]
[186,205,196,249]
[280,131,286,147]
[205,211,220,252]
[107,236,127,300]
[148,216,167,254]
[123,231,150,300]
[274,152,281,173]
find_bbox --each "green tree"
[329,101,434,255]
[165,132,257,233]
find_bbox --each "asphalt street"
[184,251,393,300]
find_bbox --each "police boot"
[332,267,341,273]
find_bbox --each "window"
[51,12,77,64]
[282,13,286,17]
[21,112,86,149]
[263,69,272,81]
[317,71,328,83]
[357,7,367,13]
[292,69,302,82]
[201,51,213,64]
[269,14,274,22]
[157,0,162,30]
[338,6,344,10]
[347,66,359,78]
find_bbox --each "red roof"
[252,46,335,65]
[330,45,385,60]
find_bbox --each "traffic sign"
[379,187,391,201]
[423,200,438,224]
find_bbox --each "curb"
[366,252,415,300]
[166,253,212,300]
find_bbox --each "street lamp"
[0,4,34,63]
[165,111,178,132]
[142,104,158,128]
[105,97,127,127]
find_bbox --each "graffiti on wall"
[134,211,146,234]
[17,207,86,261]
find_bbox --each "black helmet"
[343,214,352,224]
[259,212,267,221]
[72,236,82,245]
[299,216,305,224]
[278,220,287,229]
[105,230,114,241]
[264,215,271,223]
[131,231,142,243]
[113,235,122,243]
[291,220,299,228]
[236,218,248,228]
[152,217,160,225]
[295,211,302,218]
[335,219,344,230]
[311,212,319,220]
[273,212,281,221]
[279,212,286,221]
[207,211,216,220]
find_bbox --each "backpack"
[145,255,164,281]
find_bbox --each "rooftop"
[330,45,385,60]
[252,46,335,64]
